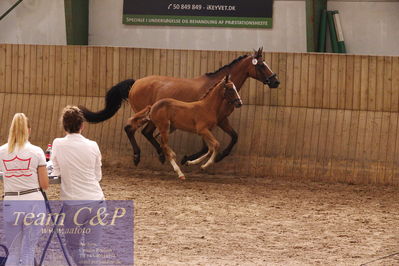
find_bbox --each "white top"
[0,142,46,194]
[51,133,104,202]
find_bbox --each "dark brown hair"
[61,105,85,133]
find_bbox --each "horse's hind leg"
[124,120,141,166]
[141,122,166,164]
[125,106,152,166]
[159,130,185,180]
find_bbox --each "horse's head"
[223,75,242,108]
[247,47,280,88]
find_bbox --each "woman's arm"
[37,146,49,190]
[94,142,102,182]
[38,165,49,190]
[50,140,61,177]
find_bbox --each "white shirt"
[51,133,104,202]
[0,142,46,193]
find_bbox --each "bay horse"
[130,75,242,179]
[79,47,279,166]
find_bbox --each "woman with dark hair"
[51,105,104,265]
[0,113,49,265]
[51,105,104,202]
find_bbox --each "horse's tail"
[79,79,135,123]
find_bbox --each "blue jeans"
[62,201,106,266]
[3,195,46,266]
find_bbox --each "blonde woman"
[0,113,49,266]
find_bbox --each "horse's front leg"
[141,121,166,164]
[215,118,238,163]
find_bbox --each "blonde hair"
[8,113,30,153]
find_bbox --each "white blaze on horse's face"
[263,61,273,73]
[253,58,273,75]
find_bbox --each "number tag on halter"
[252,58,258,65]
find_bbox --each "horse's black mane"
[205,55,249,76]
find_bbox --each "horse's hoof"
[133,155,140,166]
[180,155,188,165]
[179,175,186,180]
[158,153,166,164]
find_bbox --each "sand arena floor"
[2,164,399,266]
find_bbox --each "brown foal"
[130,75,242,179]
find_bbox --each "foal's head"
[223,75,242,108]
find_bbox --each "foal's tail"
[131,105,151,130]
[79,79,135,123]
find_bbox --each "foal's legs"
[159,128,185,180]
[181,117,237,164]
[180,141,209,165]
[141,122,166,164]
[198,129,220,170]
[186,148,211,165]
[125,117,141,166]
